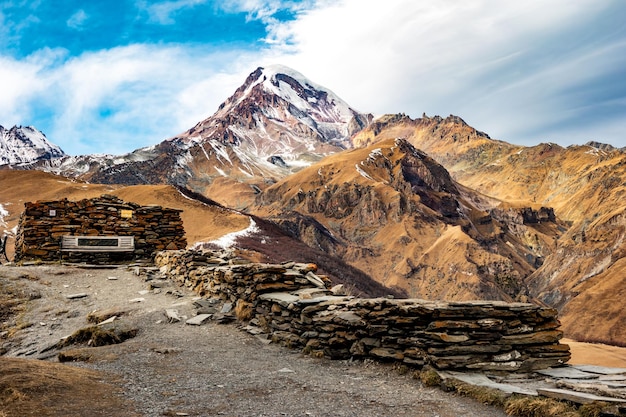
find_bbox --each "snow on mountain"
[179,65,372,168]
[0,125,66,165]
[236,64,356,126]
[3,66,372,193]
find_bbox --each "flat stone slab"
[66,293,89,299]
[438,371,538,396]
[600,374,626,382]
[297,295,352,305]
[186,314,212,326]
[97,316,117,326]
[292,288,331,299]
[305,271,326,288]
[537,388,626,404]
[572,365,626,375]
[537,367,599,380]
[165,309,181,323]
[258,292,299,307]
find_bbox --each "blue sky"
[0,0,625,155]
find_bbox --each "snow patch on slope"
[193,218,261,249]
[0,204,8,228]
[356,163,373,180]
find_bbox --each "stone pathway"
[438,364,626,414]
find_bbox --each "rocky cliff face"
[254,138,562,303]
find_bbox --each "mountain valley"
[1,66,624,346]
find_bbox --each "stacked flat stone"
[154,250,329,303]
[15,194,186,262]
[155,249,570,372]
[260,296,569,371]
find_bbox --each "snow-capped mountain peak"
[241,65,356,124]
[0,125,66,166]
[185,65,371,158]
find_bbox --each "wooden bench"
[61,236,135,253]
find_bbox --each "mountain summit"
[0,125,65,166]
[177,65,371,167]
[13,66,371,200]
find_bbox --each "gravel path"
[1,264,507,417]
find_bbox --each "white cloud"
[264,0,625,146]
[1,0,625,156]
[0,44,260,155]
[139,0,208,25]
[0,48,64,127]
[66,9,88,30]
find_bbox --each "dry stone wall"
[15,195,186,263]
[155,249,571,372]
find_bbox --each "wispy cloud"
[138,0,208,25]
[0,44,260,155]
[66,9,88,30]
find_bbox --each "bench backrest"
[61,235,134,251]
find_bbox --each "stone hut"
[14,194,186,263]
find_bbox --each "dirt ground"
[563,338,626,368]
[0,263,509,417]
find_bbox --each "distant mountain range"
[1,65,624,346]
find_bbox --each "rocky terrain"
[0,263,509,417]
[2,258,625,416]
[0,125,65,166]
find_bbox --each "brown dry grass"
[504,396,578,417]
[563,338,626,368]
[559,257,626,348]
[437,376,615,417]
[0,357,139,417]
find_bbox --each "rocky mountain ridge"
[5,66,371,204]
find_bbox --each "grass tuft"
[453,382,506,407]
[417,369,442,387]
[234,299,253,321]
[504,396,578,417]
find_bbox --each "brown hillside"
[254,138,561,302]
[0,170,395,299]
[352,114,626,346]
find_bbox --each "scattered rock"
[87,307,128,324]
[165,309,181,323]
[66,293,89,299]
[97,316,117,326]
[185,314,212,326]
